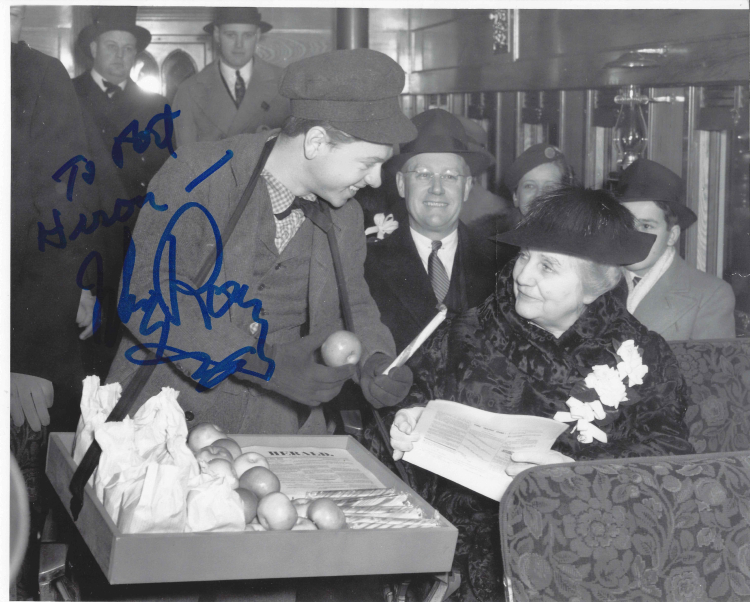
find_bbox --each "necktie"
[274,197,313,221]
[102,80,121,99]
[428,240,450,303]
[235,71,246,106]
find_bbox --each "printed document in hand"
[402,400,568,501]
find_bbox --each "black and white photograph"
[7,3,750,601]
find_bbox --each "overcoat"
[106,132,396,435]
[11,42,102,431]
[172,59,290,147]
[633,255,736,340]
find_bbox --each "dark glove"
[360,353,414,409]
[260,330,356,406]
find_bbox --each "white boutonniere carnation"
[584,365,628,409]
[615,340,649,386]
[365,213,398,240]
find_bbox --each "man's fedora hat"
[203,7,272,34]
[494,187,656,266]
[77,6,151,60]
[616,159,698,230]
[384,109,494,176]
[279,48,417,146]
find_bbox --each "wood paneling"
[647,87,686,177]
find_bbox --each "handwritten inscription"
[118,201,275,389]
[112,104,180,168]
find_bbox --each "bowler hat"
[494,187,656,266]
[279,48,417,146]
[203,7,272,34]
[77,6,151,60]
[384,109,495,176]
[503,143,569,192]
[616,159,697,230]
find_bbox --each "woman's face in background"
[513,162,565,216]
[512,249,596,338]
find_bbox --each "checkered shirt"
[262,169,317,253]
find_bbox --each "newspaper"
[402,400,568,501]
[241,445,386,496]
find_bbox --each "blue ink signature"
[117,201,275,389]
[185,150,233,193]
[37,192,167,252]
[51,155,95,202]
[112,104,180,169]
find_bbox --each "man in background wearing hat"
[172,7,289,147]
[618,159,735,340]
[364,108,498,354]
[73,6,174,379]
[105,48,418,441]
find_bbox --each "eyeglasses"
[403,169,469,185]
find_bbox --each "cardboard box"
[46,433,458,584]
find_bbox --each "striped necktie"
[235,71,246,106]
[428,240,450,303]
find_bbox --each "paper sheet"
[402,400,568,501]
[242,446,386,496]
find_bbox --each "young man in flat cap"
[105,48,418,439]
[618,159,736,340]
[172,7,290,147]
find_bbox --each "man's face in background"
[215,23,259,69]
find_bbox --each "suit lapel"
[193,62,237,138]
[376,220,439,328]
[635,256,698,333]
[228,59,280,136]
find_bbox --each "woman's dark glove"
[360,353,414,409]
[259,331,356,406]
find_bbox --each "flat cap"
[503,143,569,192]
[279,48,417,145]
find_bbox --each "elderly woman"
[390,187,694,602]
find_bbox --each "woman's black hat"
[494,187,656,266]
[384,109,495,176]
[77,6,152,60]
[503,143,569,192]
[203,7,272,34]
[616,159,698,230]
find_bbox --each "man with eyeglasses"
[363,109,498,354]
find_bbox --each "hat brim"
[78,23,152,59]
[331,114,418,146]
[619,197,698,230]
[493,222,656,266]
[386,148,494,176]
[203,21,272,34]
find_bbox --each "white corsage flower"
[365,213,398,239]
[616,339,649,386]
[574,420,608,444]
[585,365,628,409]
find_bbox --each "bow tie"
[274,197,316,220]
[102,80,122,97]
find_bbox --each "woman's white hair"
[575,258,623,299]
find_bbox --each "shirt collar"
[219,58,253,88]
[262,169,317,215]
[90,69,127,93]
[409,227,459,253]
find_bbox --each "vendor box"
[46,433,458,584]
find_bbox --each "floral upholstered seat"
[500,338,750,602]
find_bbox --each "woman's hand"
[390,406,425,461]
[505,449,574,477]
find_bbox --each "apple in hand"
[212,438,242,460]
[236,488,259,523]
[234,452,270,477]
[187,423,227,453]
[321,331,362,367]
[308,498,347,530]
[257,492,297,531]
[238,466,281,499]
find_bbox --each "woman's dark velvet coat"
[368,260,694,602]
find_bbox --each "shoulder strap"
[69,137,277,519]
